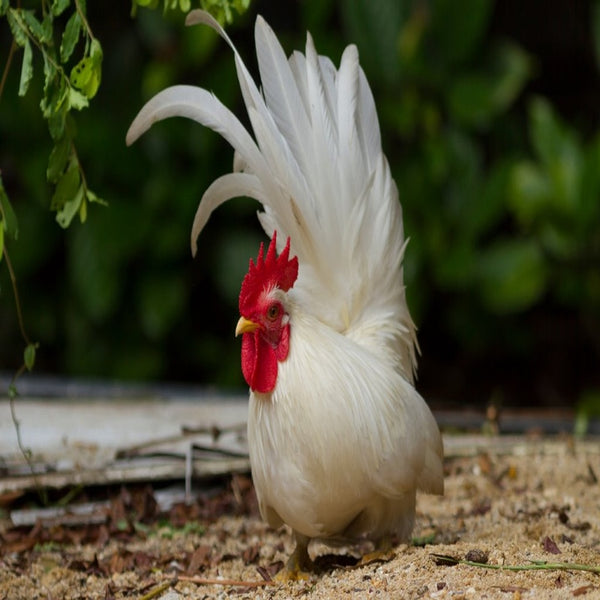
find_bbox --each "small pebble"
[465,549,488,563]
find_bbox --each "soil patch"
[1,437,599,599]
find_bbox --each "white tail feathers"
[126,10,418,381]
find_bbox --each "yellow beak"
[235,316,260,337]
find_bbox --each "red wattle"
[241,332,277,393]
[241,324,290,394]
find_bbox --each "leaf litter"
[1,439,599,599]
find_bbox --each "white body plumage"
[127,9,443,561]
[249,303,443,543]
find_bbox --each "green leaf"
[0,0,9,16]
[70,57,93,89]
[491,42,532,109]
[18,39,34,97]
[42,49,57,94]
[233,0,250,13]
[88,38,103,98]
[41,74,69,120]
[0,218,4,261]
[79,194,87,223]
[530,98,575,168]
[70,41,102,99]
[131,0,159,14]
[529,97,583,214]
[47,136,72,183]
[539,221,580,260]
[68,87,89,110]
[60,12,82,63]
[0,178,19,240]
[41,13,54,44]
[448,43,531,129]
[52,0,71,16]
[24,343,37,371]
[7,10,28,46]
[51,161,80,212]
[78,189,109,225]
[86,189,107,206]
[478,238,547,314]
[22,10,51,44]
[164,0,179,12]
[90,38,103,68]
[56,183,85,228]
[508,161,552,226]
[47,106,67,139]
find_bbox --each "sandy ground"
[1,436,599,599]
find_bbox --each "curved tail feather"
[126,10,418,382]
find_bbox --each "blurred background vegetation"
[1,0,599,409]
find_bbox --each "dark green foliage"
[131,0,250,24]
[348,0,600,406]
[1,0,599,406]
[3,0,105,230]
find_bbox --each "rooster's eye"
[267,304,280,321]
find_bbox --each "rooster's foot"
[275,532,314,582]
[357,536,394,567]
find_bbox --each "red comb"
[239,232,298,315]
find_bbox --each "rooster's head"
[235,232,298,394]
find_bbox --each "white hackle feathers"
[127,9,418,383]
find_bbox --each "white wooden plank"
[0,396,250,494]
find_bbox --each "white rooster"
[127,10,443,579]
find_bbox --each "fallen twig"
[431,553,600,574]
[168,574,274,587]
[139,580,175,600]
